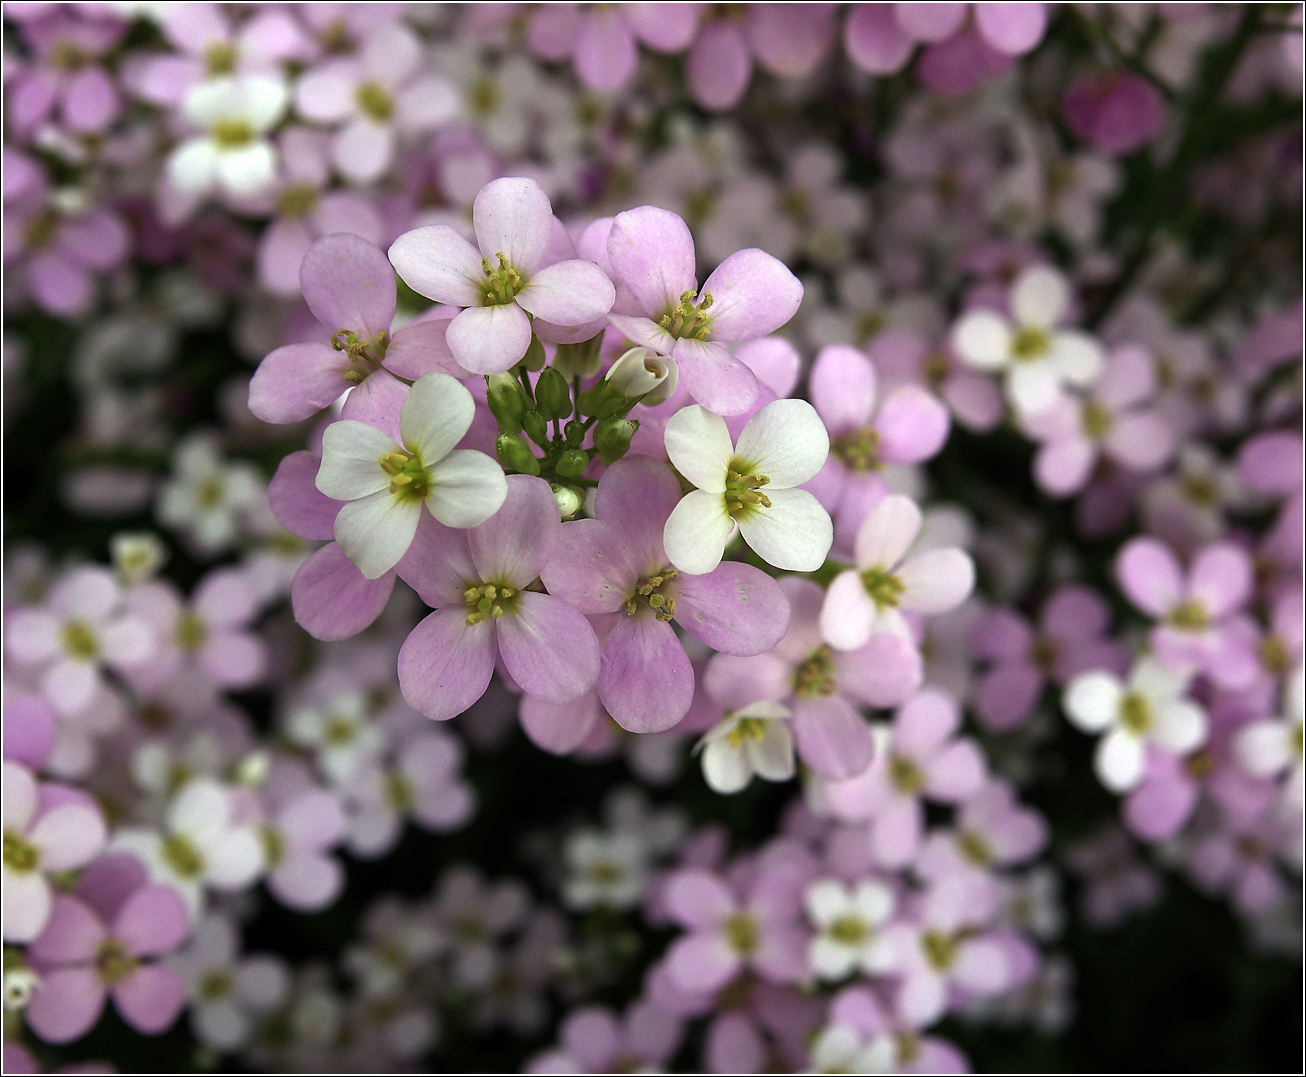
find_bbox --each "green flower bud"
[520,333,546,371]
[522,410,549,447]
[485,373,528,433]
[534,366,572,421]
[552,333,605,380]
[551,484,585,520]
[496,433,541,475]
[563,419,586,446]
[594,417,638,466]
[556,448,590,477]
[576,378,631,419]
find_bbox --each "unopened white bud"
[112,531,168,584]
[605,347,678,406]
[4,968,42,1011]
[234,750,271,787]
[552,484,585,521]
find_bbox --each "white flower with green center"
[697,701,795,794]
[951,265,1104,417]
[561,829,649,911]
[316,373,507,579]
[804,877,896,981]
[1064,657,1208,793]
[662,399,832,575]
[167,75,288,198]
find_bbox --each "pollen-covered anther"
[724,470,771,517]
[464,583,517,626]
[656,290,714,340]
[480,253,525,306]
[625,567,678,621]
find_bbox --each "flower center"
[463,580,520,626]
[1081,399,1114,440]
[779,188,810,220]
[922,350,951,387]
[331,327,388,383]
[1010,325,1052,362]
[1028,635,1060,675]
[378,450,430,501]
[1184,749,1216,779]
[453,914,487,942]
[3,967,40,1010]
[277,182,320,219]
[24,209,59,251]
[195,476,225,507]
[832,427,882,473]
[480,253,526,307]
[468,77,499,117]
[199,968,234,1000]
[161,833,206,878]
[385,771,413,811]
[318,19,355,54]
[3,831,40,874]
[355,81,395,123]
[49,40,90,70]
[684,188,717,226]
[1258,636,1291,676]
[323,716,358,745]
[211,119,256,149]
[261,826,283,867]
[624,567,678,621]
[958,830,991,866]
[724,460,771,519]
[1167,600,1210,631]
[62,619,100,661]
[792,646,838,698]
[1119,692,1153,736]
[889,754,924,795]
[921,929,960,971]
[586,860,623,885]
[205,41,237,76]
[859,567,905,610]
[95,940,139,986]
[828,915,869,946]
[176,611,207,651]
[723,912,758,955]
[657,289,715,341]
[724,716,770,749]
[1181,474,1219,505]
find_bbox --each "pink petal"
[606,205,698,317]
[473,177,554,277]
[1188,544,1252,618]
[385,318,465,381]
[469,474,560,584]
[516,259,615,326]
[700,248,803,343]
[269,451,340,541]
[388,224,484,307]
[114,885,188,957]
[291,543,395,641]
[667,932,740,994]
[28,803,104,872]
[248,342,347,424]
[686,21,751,111]
[1115,537,1183,617]
[446,302,533,375]
[666,870,736,930]
[845,3,914,73]
[112,964,186,1035]
[923,739,986,801]
[893,688,960,757]
[520,690,603,755]
[398,610,496,721]
[875,385,950,464]
[974,2,1047,55]
[268,854,343,911]
[672,338,760,416]
[498,592,601,704]
[894,2,967,42]
[675,561,789,656]
[810,344,876,433]
[897,548,974,614]
[791,695,874,780]
[25,967,105,1044]
[1105,412,1173,473]
[575,9,638,91]
[976,663,1042,731]
[300,233,395,340]
[597,614,694,733]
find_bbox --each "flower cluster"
[2,3,1301,1074]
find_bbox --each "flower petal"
[733,399,830,488]
[316,419,395,500]
[516,259,615,325]
[473,177,554,276]
[1064,672,1122,733]
[672,339,760,416]
[248,342,347,424]
[699,248,803,342]
[597,615,694,733]
[334,491,422,580]
[400,372,475,463]
[606,205,698,317]
[663,489,736,576]
[299,232,396,339]
[425,450,508,529]
[674,561,790,655]
[497,592,601,705]
[398,610,496,721]
[388,224,484,307]
[897,548,974,614]
[468,474,560,584]
[854,492,921,570]
[291,543,394,642]
[445,302,533,375]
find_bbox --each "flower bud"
[551,484,585,520]
[522,409,549,446]
[552,333,605,379]
[594,417,638,466]
[520,332,546,371]
[556,448,590,477]
[485,373,528,433]
[496,433,541,475]
[534,366,572,421]
[606,346,678,406]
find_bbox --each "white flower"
[288,690,387,786]
[663,399,832,574]
[112,777,265,919]
[316,373,506,579]
[697,700,795,794]
[167,76,288,197]
[951,265,1104,416]
[804,877,896,981]
[157,435,264,555]
[1234,666,1304,813]
[820,494,975,652]
[1064,658,1208,793]
[605,345,678,406]
[806,1024,896,1074]
[561,829,649,911]
[111,531,168,584]
[169,914,288,1052]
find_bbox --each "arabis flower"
[951,265,1104,416]
[315,373,507,579]
[804,878,896,980]
[1064,658,1208,794]
[388,177,616,375]
[820,494,975,652]
[697,701,795,794]
[167,75,288,198]
[663,400,832,575]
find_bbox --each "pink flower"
[526,1000,684,1074]
[249,233,464,428]
[261,787,348,912]
[397,475,601,720]
[541,455,789,734]
[917,778,1048,880]
[25,858,189,1044]
[526,4,702,93]
[3,761,107,943]
[816,688,987,868]
[1063,71,1168,156]
[294,21,458,185]
[1116,537,1259,689]
[389,177,616,375]
[971,585,1127,732]
[706,577,922,781]
[1022,344,1175,496]
[604,205,803,415]
[1184,806,1296,916]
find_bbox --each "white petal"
[1151,700,1207,753]
[1234,721,1293,777]
[663,405,733,493]
[206,828,265,889]
[852,880,894,925]
[1007,362,1062,416]
[701,739,751,793]
[854,493,921,570]
[400,373,474,464]
[388,225,484,307]
[168,779,230,843]
[1095,728,1145,792]
[732,398,829,489]
[897,548,974,614]
[2,869,51,942]
[737,488,833,572]
[809,936,857,980]
[1128,657,1188,703]
[951,310,1011,370]
[334,491,422,579]
[2,762,37,831]
[1064,672,1122,733]
[215,142,276,197]
[1051,331,1104,386]
[167,139,219,193]
[424,450,507,528]
[820,570,876,652]
[1011,266,1069,328]
[805,879,851,927]
[316,420,396,500]
[746,722,795,781]
[663,489,735,575]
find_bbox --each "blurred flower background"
[2,3,1301,1073]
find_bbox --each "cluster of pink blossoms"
[2,3,1301,1073]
